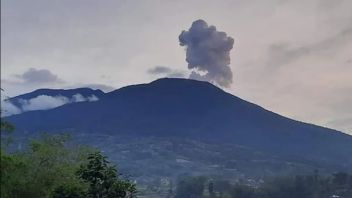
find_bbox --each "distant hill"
[4,78,352,180]
[7,87,105,108]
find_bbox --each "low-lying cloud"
[179,19,235,87]
[20,95,70,111]
[1,94,99,117]
[1,100,22,117]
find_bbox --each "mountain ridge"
[5,78,350,136]
[4,78,352,173]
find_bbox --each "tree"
[0,121,137,198]
[52,184,87,198]
[1,133,91,198]
[76,151,137,198]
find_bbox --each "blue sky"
[1,0,351,133]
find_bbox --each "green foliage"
[76,151,137,198]
[52,184,87,198]
[1,133,90,198]
[0,128,136,198]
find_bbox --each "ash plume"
[179,19,234,87]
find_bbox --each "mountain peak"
[150,78,220,89]
[151,77,209,84]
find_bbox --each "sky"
[1,0,351,134]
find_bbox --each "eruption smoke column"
[179,19,234,87]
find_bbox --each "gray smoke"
[179,19,234,87]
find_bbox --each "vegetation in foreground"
[2,119,352,198]
[0,120,136,198]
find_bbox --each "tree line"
[174,172,352,198]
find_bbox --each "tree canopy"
[0,121,136,198]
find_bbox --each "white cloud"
[87,95,99,102]
[1,100,22,117]
[20,95,70,111]
[72,94,86,102]
[72,94,99,102]
[1,94,100,117]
